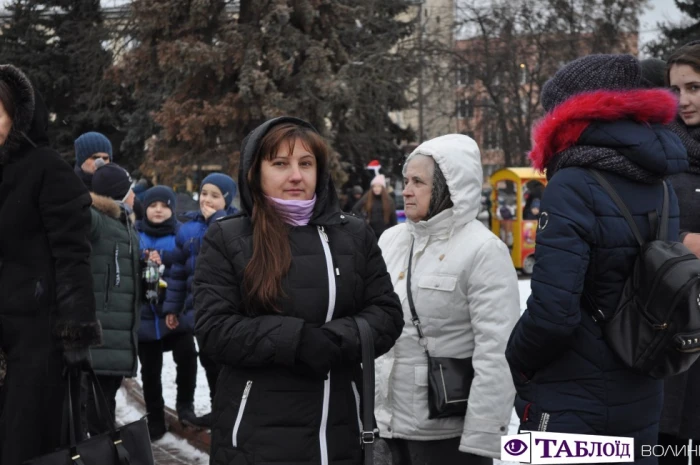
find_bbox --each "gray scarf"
[546,146,663,184]
[668,120,700,175]
[425,161,453,221]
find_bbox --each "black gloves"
[63,347,92,372]
[296,326,341,379]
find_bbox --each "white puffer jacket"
[376,134,520,459]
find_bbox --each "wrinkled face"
[402,155,434,223]
[81,152,110,174]
[200,184,227,212]
[372,184,383,196]
[260,137,317,201]
[146,201,173,224]
[670,64,700,127]
[0,100,12,147]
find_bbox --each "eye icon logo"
[504,439,528,456]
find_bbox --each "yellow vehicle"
[489,167,547,275]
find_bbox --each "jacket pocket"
[412,365,430,425]
[417,274,458,319]
[232,380,253,448]
[0,267,44,316]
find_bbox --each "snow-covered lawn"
[114,384,209,463]
[121,278,534,463]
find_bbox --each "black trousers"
[85,374,124,436]
[138,332,197,414]
[0,317,67,465]
[658,433,699,465]
[377,437,493,465]
[199,351,219,404]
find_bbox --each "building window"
[457,99,474,119]
[457,65,473,86]
[484,120,502,149]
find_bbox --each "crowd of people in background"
[1,38,700,465]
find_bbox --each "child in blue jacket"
[164,173,239,426]
[137,186,200,439]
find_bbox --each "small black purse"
[407,241,475,419]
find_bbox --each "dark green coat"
[89,193,141,377]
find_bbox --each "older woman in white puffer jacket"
[375,134,520,465]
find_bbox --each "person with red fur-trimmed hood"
[505,54,688,463]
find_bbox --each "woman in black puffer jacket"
[194,117,404,465]
[657,42,700,464]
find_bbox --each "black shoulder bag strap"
[584,169,669,324]
[353,315,377,464]
[588,170,645,246]
[406,240,429,355]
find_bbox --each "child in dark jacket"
[137,186,201,440]
[164,173,239,426]
[86,162,141,435]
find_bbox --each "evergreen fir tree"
[113,0,419,187]
[0,0,120,163]
[647,0,700,58]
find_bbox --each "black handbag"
[353,316,378,465]
[407,240,475,419]
[24,368,155,465]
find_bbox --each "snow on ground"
[494,278,531,465]
[135,346,212,417]
[114,385,210,463]
[126,278,534,464]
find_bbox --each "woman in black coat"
[352,174,397,238]
[0,65,101,464]
[194,116,404,465]
[657,42,700,464]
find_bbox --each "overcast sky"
[640,0,685,55]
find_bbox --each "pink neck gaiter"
[266,194,317,226]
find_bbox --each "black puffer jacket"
[194,117,404,465]
[0,65,100,465]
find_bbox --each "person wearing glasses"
[74,132,113,191]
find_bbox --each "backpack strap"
[659,180,669,241]
[588,169,645,246]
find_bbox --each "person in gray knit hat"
[541,54,641,112]
[656,41,700,465]
[507,54,687,464]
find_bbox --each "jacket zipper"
[232,380,253,448]
[317,226,337,465]
[114,244,121,287]
[104,264,111,304]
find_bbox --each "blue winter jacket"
[137,222,187,341]
[163,207,238,330]
[506,118,688,463]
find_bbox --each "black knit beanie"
[541,54,642,112]
[92,160,133,201]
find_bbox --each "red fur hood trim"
[529,89,679,171]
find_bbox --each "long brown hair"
[363,185,392,224]
[244,122,330,315]
[667,44,700,83]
